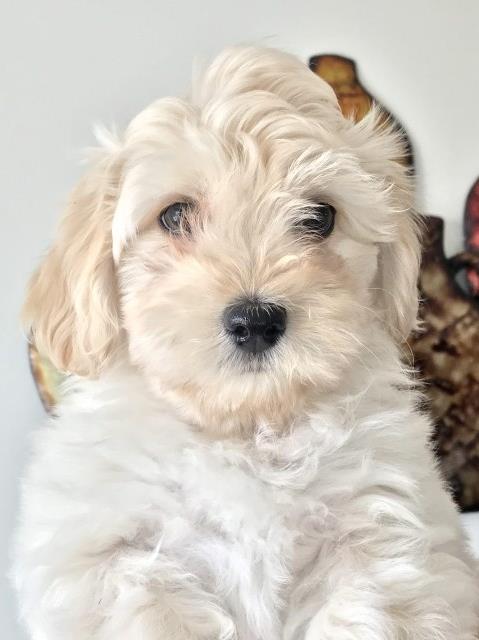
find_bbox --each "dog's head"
[24,47,420,432]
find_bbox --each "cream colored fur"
[13,46,478,639]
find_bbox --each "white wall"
[1,1,478,636]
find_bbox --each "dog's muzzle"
[223,300,287,354]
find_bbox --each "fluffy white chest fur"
[14,356,478,640]
[13,46,479,639]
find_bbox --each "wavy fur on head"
[14,46,478,640]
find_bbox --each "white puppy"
[13,47,478,640]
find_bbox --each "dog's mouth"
[219,348,273,375]
[238,352,270,374]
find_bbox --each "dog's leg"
[303,578,397,640]
[286,557,478,640]
[284,507,478,640]
[15,526,235,640]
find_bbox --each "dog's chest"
[156,436,329,637]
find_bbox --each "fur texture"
[13,46,479,639]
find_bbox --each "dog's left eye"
[158,202,190,235]
[299,203,336,238]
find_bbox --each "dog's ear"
[379,207,421,341]
[346,108,421,341]
[23,148,122,377]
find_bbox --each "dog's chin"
[147,350,322,437]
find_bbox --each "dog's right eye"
[158,202,190,235]
[298,203,336,239]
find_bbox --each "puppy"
[13,47,478,639]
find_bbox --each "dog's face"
[24,47,420,433]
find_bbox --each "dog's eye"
[158,202,190,235]
[299,203,336,238]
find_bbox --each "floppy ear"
[23,149,122,377]
[346,108,422,341]
[379,208,421,341]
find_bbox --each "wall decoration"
[465,177,479,296]
[28,342,65,414]
[409,217,479,510]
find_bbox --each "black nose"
[223,300,287,354]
